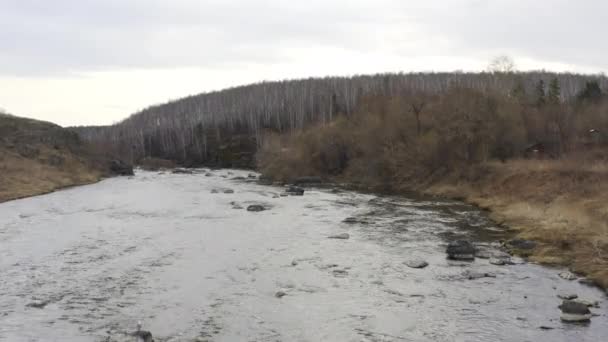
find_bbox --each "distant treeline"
[72,71,608,166]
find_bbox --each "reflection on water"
[0,170,606,341]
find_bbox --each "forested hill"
[73,71,608,167]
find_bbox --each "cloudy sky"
[1,0,606,126]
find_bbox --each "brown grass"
[0,146,102,203]
[425,159,608,288]
[256,88,608,288]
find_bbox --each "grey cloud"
[1,0,606,77]
[0,0,396,76]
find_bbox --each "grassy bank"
[256,88,608,289]
[426,159,608,288]
[0,113,124,203]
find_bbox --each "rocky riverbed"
[0,169,606,341]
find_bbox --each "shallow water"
[0,170,606,341]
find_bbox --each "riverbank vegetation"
[0,113,130,203]
[257,81,608,288]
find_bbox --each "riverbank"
[260,157,608,289]
[423,159,608,289]
[0,113,129,203]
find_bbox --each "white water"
[0,170,606,341]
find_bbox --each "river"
[0,169,606,341]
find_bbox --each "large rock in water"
[446,240,476,260]
[559,300,592,322]
[109,159,134,176]
[285,185,305,196]
[247,204,266,212]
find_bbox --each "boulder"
[559,300,592,322]
[405,259,429,269]
[573,299,600,308]
[109,159,134,176]
[446,240,476,260]
[247,205,266,212]
[285,185,305,196]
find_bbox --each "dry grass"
[427,158,608,288]
[0,146,102,203]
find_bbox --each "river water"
[0,169,606,341]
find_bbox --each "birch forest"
[73,71,608,167]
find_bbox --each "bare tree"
[488,55,516,74]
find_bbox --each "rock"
[248,173,257,179]
[573,299,600,308]
[247,205,266,212]
[463,270,496,280]
[223,189,235,194]
[332,269,348,277]
[446,240,476,260]
[559,271,577,281]
[292,176,323,185]
[211,189,219,194]
[328,233,350,240]
[205,173,213,177]
[578,278,596,286]
[172,168,193,174]
[275,291,287,298]
[475,248,511,259]
[506,239,537,250]
[557,293,578,300]
[279,193,288,197]
[539,326,555,330]
[231,176,246,180]
[109,159,134,176]
[559,300,592,322]
[489,257,512,266]
[404,259,429,269]
[133,322,153,342]
[285,185,305,196]
[258,175,274,185]
[342,217,358,224]
[291,260,298,266]
[26,300,50,309]
[232,205,243,210]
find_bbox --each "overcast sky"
[1,0,606,126]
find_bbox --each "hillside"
[73,71,608,167]
[0,113,132,203]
